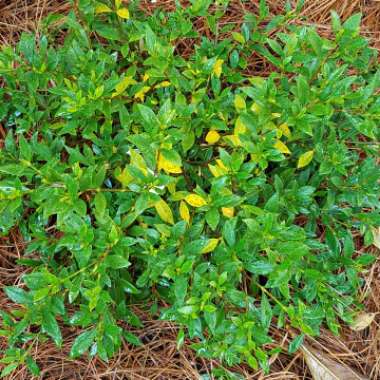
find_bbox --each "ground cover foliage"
[0,0,379,377]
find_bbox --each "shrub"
[0,1,379,377]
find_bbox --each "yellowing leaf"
[213,59,224,78]
[297,150,314,169]
[234,94,246,111]
[250,153,261,163]
[185,194,207,208]
[221,207,234,218]
[155,81,171,89]
[216,159,228,171]
[112,76,137,97]
[234,117,247,135]
[143,73,150,82]
[350,312,376,331]
[279,122,291,138]
[250,102,261,113]
[95,4,113,13]
[201,238,219,253]
[116,7,130,19]
[158,152,182,174]
[179,201,190,223]
[232,32,245,44]
[274,140,291,154]
[271,112,281,118]
[167,182,176,194]
[224,134,241,147]
[129,149,148,175]
[134,86,150,101]
[155,198,174,225]
[205,130,221,145]
[115,167,133,187]
[208,164,226,178]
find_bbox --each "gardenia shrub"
[0,0,379,377]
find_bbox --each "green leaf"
[94,192,107,217]
[95,23,121,40]
[19,135,32,161]
[205,208,220,231]
[137,104,161,130]
[25,356,40,376]
[288,334,304,353]
[104,255,130,269]
[5,287,30,304]
[178,305,198,315]
[42,313,62,347]
[176,329,185,349]
[222,218,237,247]
[343,13,362,32]
[1,363,18,377]
[124,331,142,346]
[70,330,96,358]
[245,261,274,275]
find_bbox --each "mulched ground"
[0,1,379,379]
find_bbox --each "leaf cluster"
[0,0,379,377]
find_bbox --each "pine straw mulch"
[0,1,380,379]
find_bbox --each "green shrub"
[0,0,379,377]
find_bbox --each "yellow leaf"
[115,167,133,187]
[155,198,174,225]
[232,32,245,44]
[143,73,150,82]
[112,76,136,97]
[158,152,182,174]
[221,207,234,218]
[234,94,246,111]
[205,130,220,145]
[271,112,281,118]
[201,238,219,254]
[212,59,224,78]
[179,201,190,223]
[224,134,241,147]
[208,164,226,177]
[185,194,207,207]
[279,122,291,138]
[250,102,261,113]
[115,0,122,8]
[234,117,247,135]
[297,150,314,169]
[95,4,113,14]
[134,86,150,102]
[116,7,130,19]
[216,159,228,171]
[350,312,376,331]
[274,140,291,154]
[155,81,171,89]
